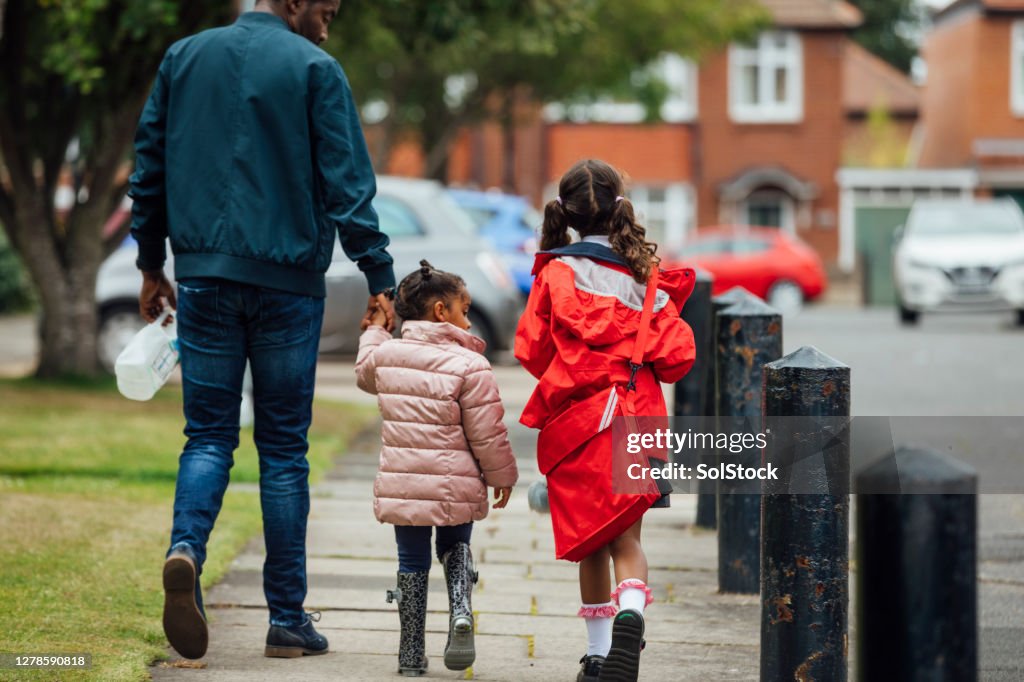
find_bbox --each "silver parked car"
[893,198,1024,325]
[96,176,524,372]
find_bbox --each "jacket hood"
[535,252,695,347]
[657,266,697,309]
[400,320,486,354]
[533,243,694,309]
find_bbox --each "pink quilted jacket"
[355,320,519,526]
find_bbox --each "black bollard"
[674,269,715,528]
[713,285,760,307]
[715,296,781,594]
[855,448,978,682]
[674,268,714,418]
[695,286,762,530]
[760,346,851,682]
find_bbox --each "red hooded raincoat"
[515,243,696,561]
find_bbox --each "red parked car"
[667,226,827,313]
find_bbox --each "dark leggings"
[394,523,473,573]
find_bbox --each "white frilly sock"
[612,578,654,614]
[578,601,616,656]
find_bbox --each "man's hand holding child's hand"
[361,303,388,331]
[492,487,512,509]
[362,293,395,331]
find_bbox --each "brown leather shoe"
[162,550,208,659]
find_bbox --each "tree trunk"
[0,0,231,378]
[423,126,455,184]
[30,256,103,378]
[9,197,103,378]
[0,113,124,379]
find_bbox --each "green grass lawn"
[0,378,375,681]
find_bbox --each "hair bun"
[418,259,433,279]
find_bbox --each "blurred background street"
[4,0,1024,678]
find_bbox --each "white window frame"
[1011,21,1024,117]
[542,182,696,251]
[728,31,804,124]
[541,54,697,124]
[630,183,695,251]
[656,54,699,123]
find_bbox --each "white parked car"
[893,198,1024,325]
[96,176,524,373]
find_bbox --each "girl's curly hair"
[394,259,466,320]
[540,159,659,283]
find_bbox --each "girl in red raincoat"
[515,159,696,682]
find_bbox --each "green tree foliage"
[848,0,922,73]
[0,0,232,377]
[326,0,766,180]
[0,0,764,375]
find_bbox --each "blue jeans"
[394,523,473,573]
[168,278,324,627]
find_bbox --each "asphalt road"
[781,306,1024,416]
[781,307,1024,681]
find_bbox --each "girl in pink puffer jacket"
[355,260,518,677]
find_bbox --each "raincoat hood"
[531,243,695,347]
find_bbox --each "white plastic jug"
[115,308,179,401]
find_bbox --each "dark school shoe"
[597,609,645,682]
[577,654,606,681]
[264,612,329,658]
[162,549,209,660]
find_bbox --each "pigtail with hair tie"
[540,196,572,252]
[609,196,659,284]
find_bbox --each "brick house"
[231,0,929,272]
[448,0,883,265]
[917,0,1024,202]
[834,0,1024,304]
[693,0,861,263]
[843,42,921,169]
[447,85,699,253]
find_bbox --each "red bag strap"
[626,267,660,393]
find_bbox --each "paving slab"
[151,429,762,681]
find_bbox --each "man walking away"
[129,0,395,660]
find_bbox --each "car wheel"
[97,303,145,374]
[1017,309,1024,327]
[467,310,497,360]
[898,303,920,326]
[766,280,804,316]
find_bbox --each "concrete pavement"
[150,347,764,681]
[151,420,761,681]
[147,308,1024,681]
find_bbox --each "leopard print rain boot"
[441,542,478,671]
[387,571,429,677]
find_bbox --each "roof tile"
[759,0,863,28]
[843,41,920,115]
